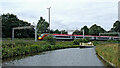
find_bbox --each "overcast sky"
[0,0,119,31]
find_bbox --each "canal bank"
[2,46,80,62]
[96,52,116,68]
[2,40,79,59]
[95,43,119,68]
[2,40,118,67]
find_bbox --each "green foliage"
[96,43,119,66]
[2,13,34,38]
[73,38,90,45]
[78,38,90,43]
[92,41,99,46]
[72,26,89,35]
[54,29,61,34]
[110,20,120,32]
[82,38,90,43]
[2,40,79,59]
[50,29,67,34]
[92,40,119,46]
[61,30,68,34]
[89,24,106,36]
[81,26,89,35]
[73,25,105,35]
[107,40,119,43]
[73,39,79,45]
[37,17,49,33]
[43,35,56,45]
[72,30,81,35]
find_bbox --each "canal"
[2,47,104,66]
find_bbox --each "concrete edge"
[96,53,117,68]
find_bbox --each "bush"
[107,40,118,43]
[73,39,79,45]
[73,38,90,45]
[2,39,80,59]
[43,35,56,45]
[92,41,99,46]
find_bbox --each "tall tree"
[72,26,89,35]
[2,13,18,37]
[80,26,89,35]
[37,17,49,34]
[2,13,34,38]
[89,24,106,36]
[110,20,120,32]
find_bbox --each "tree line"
[1,13,67,38]
[1,13,120,38]
[73,24,106,36]
[2,13,35,38]
[73,21,120,36]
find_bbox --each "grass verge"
[95,41,119,67]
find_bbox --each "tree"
[37,17,49,34]
[54,29,61,34]
[43,35,56,45]
[72,26,89,35]
[89,24,106,36]
[80,26,89,35]
[2,13,34,38]
[110,20,120,32]
[50,29,67,34]
[61,30,68,34]
[2,13,19,37]
[50,29,55,34]
[72,30,81,35]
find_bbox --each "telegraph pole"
[83,29,85,39]
[35,25,37,42]
[33,22,37,42]
[47,7,51,34]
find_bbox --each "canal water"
[2,47,104,66]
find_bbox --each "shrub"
[43,35,56,45]
[73,38,90,45]
[107,40,118,43]
[92,41,99,46]
[81,38,90,43]
[73,39,79,45]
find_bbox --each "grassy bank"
[2,40,79,59]
[95,41,119,67]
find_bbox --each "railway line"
[38,33,120,41]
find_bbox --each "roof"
[52,34,119,38]
[73,35,96,37]
[52,34,73,36]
